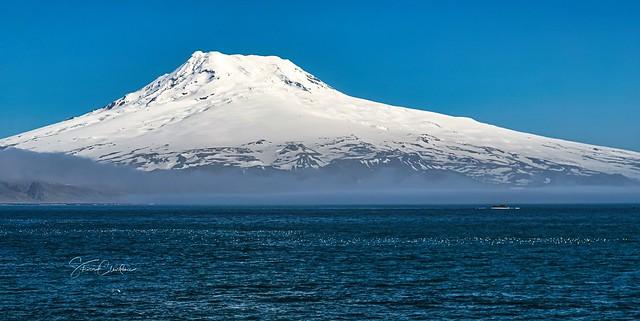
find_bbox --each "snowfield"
[2,51,639,186]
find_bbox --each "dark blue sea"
[1,205,639,320]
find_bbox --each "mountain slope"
[2,51,639,186]
[0,181,112,203]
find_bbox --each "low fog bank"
[122,188,640,205]
[1,148,638,205]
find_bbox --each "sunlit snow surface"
[2,51,639,185]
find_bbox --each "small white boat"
[490,204,520,210]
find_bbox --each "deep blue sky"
[1,1,639,151]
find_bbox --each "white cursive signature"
[69,256,137,278]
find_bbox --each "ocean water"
[1,205,639,320]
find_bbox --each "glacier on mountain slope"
[1,51,639,186]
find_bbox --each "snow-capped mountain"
[2,51,639,186]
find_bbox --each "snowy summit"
[2,51,640,186]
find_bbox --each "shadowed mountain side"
[0,181,112,203]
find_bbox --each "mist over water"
[1,148,639,204]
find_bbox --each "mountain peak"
[102,51,331,110]
[190,50,207,57]
[188,50,290,63]
[180,50,293,75]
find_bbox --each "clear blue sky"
[1,1,639,151]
